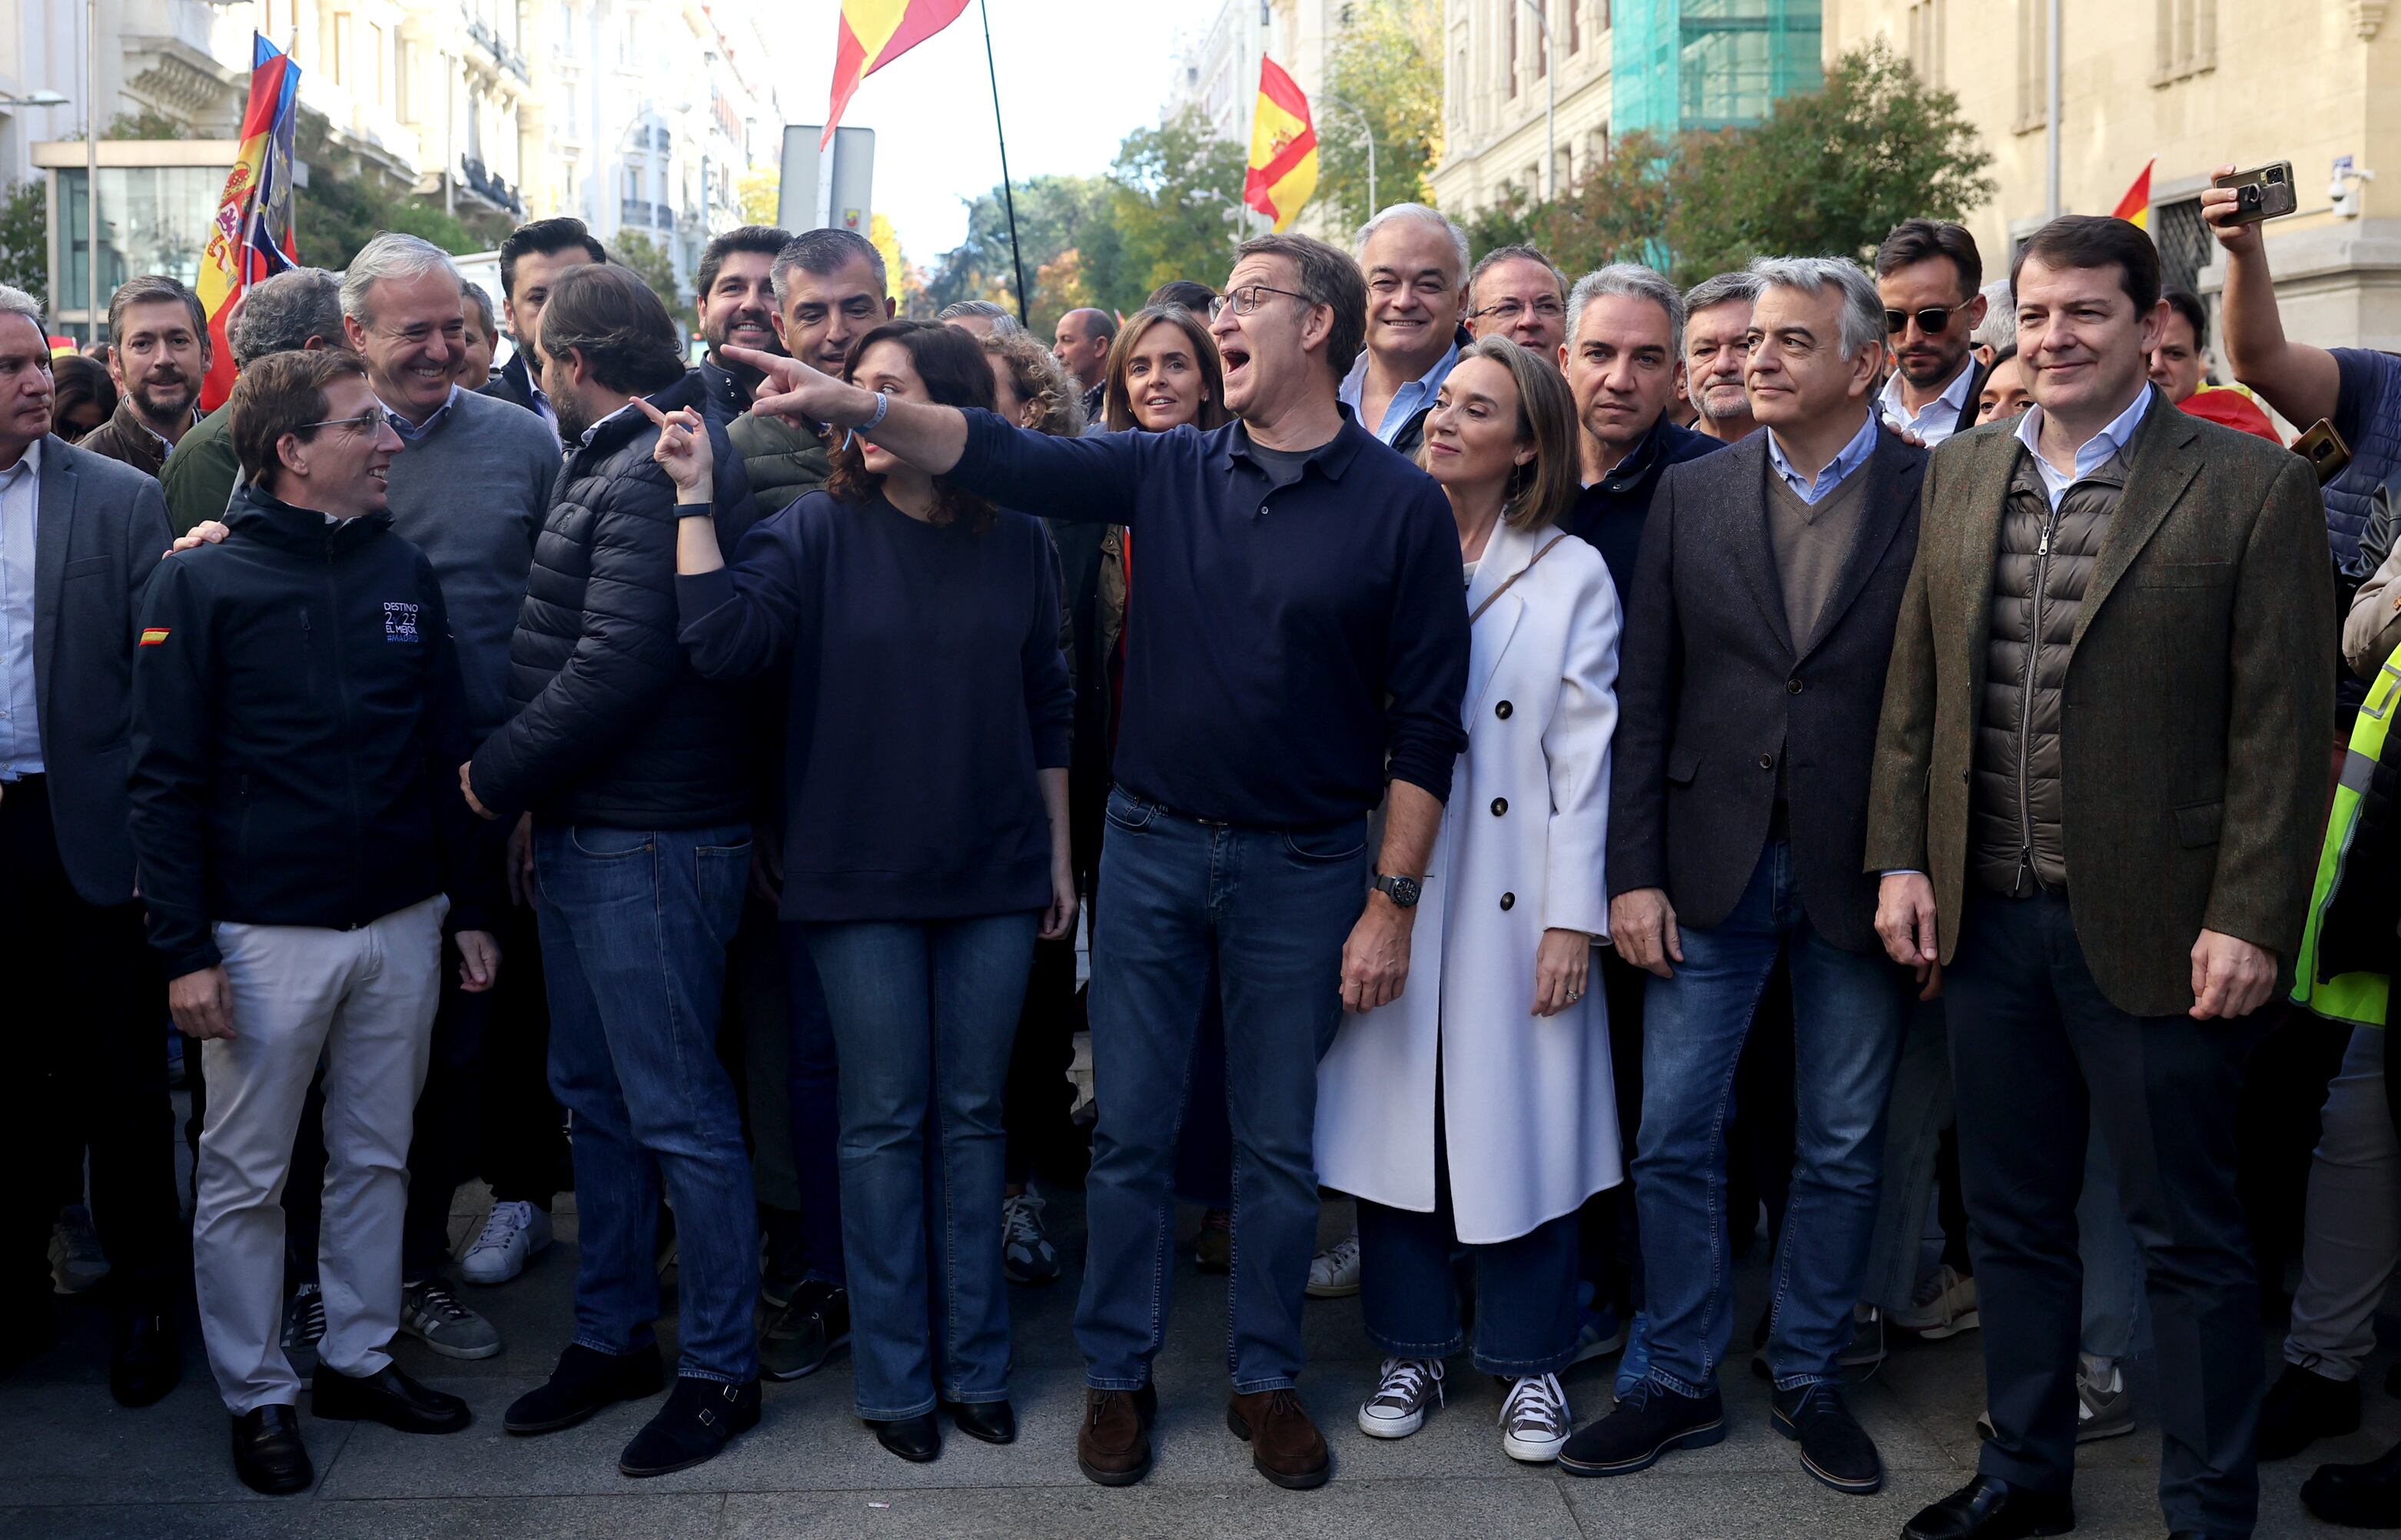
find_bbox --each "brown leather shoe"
[1227,1387,1332,1489]
[1077,1383,1157,1486]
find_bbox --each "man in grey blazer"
[1561,257,1923,1497]
[0,284,181,1406]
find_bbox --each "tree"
[1318,0,1445,231]
[1108,107,1250,309]
[927,173,1124,333]
[868,213,929,316]
[0,179,42,296]
[291,111,500,269]
[1463,131,1678,279]
[612,231,682,310]
[737,166,780,227]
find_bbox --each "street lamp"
[1323,96,1376,216]
[1517,0,1556,201]
[0,91,71,108]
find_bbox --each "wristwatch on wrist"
[1373,871,1423,909]
[675,500,713,519]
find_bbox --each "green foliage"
[105,108,192,141]
[1463,132,1679,277]
[1105,107,1250,309]
[291,112,495,270]
[0,179,44,297]
[927,173,1125,334]
[611,231,682,310]
[1317,0,1446,232]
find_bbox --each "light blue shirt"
[2013,387,2154,509]
[1339,338,1460,446]
[1878,356,1978,450]
[1766,410,1880,505]
[0,440,43,779]
[381,383,461,443]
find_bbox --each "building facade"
[1823,0,2401,355]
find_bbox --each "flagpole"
[977,0,1030,328]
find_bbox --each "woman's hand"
[633,397,712,499]
[1040,858,1079,942]
[1531,927,1593,1017]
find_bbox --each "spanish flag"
[1244,58,1319,233]
[824,0,970,148]
[195,35,301,410]
[2111,157,2156,231]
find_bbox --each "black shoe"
[1902,1474,2076,1540]
[759,1281,850,1382]
[504,1343,667,1435]
[108,1309,182,1409]
[2260,1362,2361,1461]
[2303,1437,2401,1528]
[311,1361,471,1433]
[1772,1381,1882,1495]
[945,1397,1017,1445]
[619,1376,761,1477]
[868,1411,944,1463]
[1556,1380,1725,1477]
[231,1404,314,1495]
[759,1207,807,1313]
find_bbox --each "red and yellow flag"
[2111,157,2156,231]
[824,0,970,148]
[1244,58,1318,233]
[196,35,301,410]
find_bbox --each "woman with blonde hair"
[1315,335,1624,1465]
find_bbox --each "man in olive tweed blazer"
[1867,217,2335,1540]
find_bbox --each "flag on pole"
[2111,157,2156,231]
[1244,58,1319,233]
[824,0,971,148]
[196,35,301,410]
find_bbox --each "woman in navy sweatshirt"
[650,320,1074,1465]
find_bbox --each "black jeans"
[0,775,179,1316]
[1947,890,2263,1538]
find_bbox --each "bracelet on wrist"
[860,390,890,433]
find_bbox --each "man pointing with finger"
[1868,216,2334,1540]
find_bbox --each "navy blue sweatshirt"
[945,407,1469,827]
[677,489,1073,923]
[129,483,493,977]
[1562,413,1725,599]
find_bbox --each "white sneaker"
[1891,1263,1979,1339]
[1306,1231,1361,1299]
[1357,1356,1443,1438]
[48,1205,108,1296]
[1499,1371,1571,1462]
[460,1200,553,1286]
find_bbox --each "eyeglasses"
[1468,297,1566,323]
[295,410,388,435]
[1208,285,1311,320]
[1885,302,1970,337]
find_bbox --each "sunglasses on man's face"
[1885,302,1969,337]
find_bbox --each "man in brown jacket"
[1868,215,2335,1540]
[77,275,208,478]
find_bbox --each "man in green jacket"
[161,268,344,534]
[728,229,892,512]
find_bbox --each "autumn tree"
[1108,107,1251,307]
[1317,0,1445,231]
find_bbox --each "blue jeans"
[1634,840,1909,1393]
[536,821,759,1384]
[805,912,1039,1419]
[1074,786,1368,1393]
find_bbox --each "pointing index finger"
[630,395,671,427]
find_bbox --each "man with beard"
[480,217,606,437]
[696,226,790,423]
[729,228,895,513]
[1875,221,1989,450]
[1053,307,1117,423]
[1682,271,1761,444]
[79,276,208,477]
[164,267,347,535]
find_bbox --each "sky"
[765,1,1204,271]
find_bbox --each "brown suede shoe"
[1227,1387,1332,1489]
[1077,1383,1157,1486]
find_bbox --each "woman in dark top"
[656,320,1076,1465]
[52,353,118,440]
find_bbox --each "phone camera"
[2266,166,2287,184]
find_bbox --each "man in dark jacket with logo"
[129,349,497,1496]
[462,264,766,1478]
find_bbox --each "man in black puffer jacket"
[460,264,766,1479]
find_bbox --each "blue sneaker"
[1570,1302,1628,1367]
[1613,1312,1652,1402]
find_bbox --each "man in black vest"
[1875,221,1989,450]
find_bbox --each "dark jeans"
[1005,751,1104,1187]
[1074,787,1367,1393]
[536,821,759,1383]
[1948,890,2263,1538]
[400,888,564,1280]
[1634,839,1910,1394]
[806,912,1038,1419]
[0,775,178,1316]
[779,922,845,1288]
[1173,986,1233,1209]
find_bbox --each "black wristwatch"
[675,500,713,519]
[1373,871,1423,908]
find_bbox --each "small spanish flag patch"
[139,628,170,646]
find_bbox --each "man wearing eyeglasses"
[1341,203,1473,456]
[1466,244,1570,360]
[130,348,499,1495]
[1875,221,1991,450]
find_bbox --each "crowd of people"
[6,166,2401,1540]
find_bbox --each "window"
[2014,0,2047,132]
[332,12,352,87]
[1453,45,1468,122]
[1556,144,1572,191]
[2154,0,2217,83]
[396,40,411,121]
[1905,0,1944,87]
[1571,0,1583,53]
[1536,1,1549,78]
[2154,196,2212,298]
[370,23,386,105]
[1589,126,1610,166]
[1509,2,1519,97]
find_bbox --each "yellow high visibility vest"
[2292,643,2401,1028]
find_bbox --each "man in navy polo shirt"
[732,231,1470,1492]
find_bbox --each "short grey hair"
[232,267,344,367]
[771,227,888,308]
[340,233,464,327]
[0,281,43,333]
[1357,202,1469,287]
[1566,264,1685,355]
[935,299,1023,336]
[1468,244,1566,310]
[1682,270,1763,324]
[1970,277,2016,352]
[1747,255,1885,360]
[460,280,496,335]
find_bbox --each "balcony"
[460,154,524,217]
[462,5,532,83]
[619,197,673,229]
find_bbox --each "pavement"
[6,1143,2396,1536]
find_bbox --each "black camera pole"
[978,0,1031,329]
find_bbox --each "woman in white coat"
[1315,336,1623,1465]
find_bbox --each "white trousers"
[193,894,447,1413]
